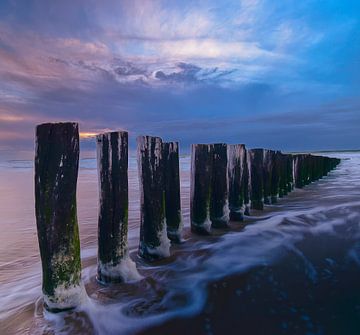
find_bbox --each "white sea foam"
[43,283,87,311]
[98,255,143,282]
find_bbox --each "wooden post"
[270,150,281,203]
[248,148,265,210]
[96,131,140,283]
[278,153,287,196]
[285,154,294,192]
[35,122,85,312]
[293,154,303,188]
[137,136,170,260]
[190,144,213,234]
[211,143,229,228]
[304,154,311,185]
[243,150,251,215]
[163,141,183,243]
[263,150,275,204]
[228,144,247,221]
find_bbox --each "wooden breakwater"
[34,122,341,312]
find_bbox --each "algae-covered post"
[163,141,183,243]
[278,152,288,197]
[190,144,213,234]
[211,143,230,228]
[248,148,265,210]
[294,154,340,188]
[285,154,294,192]
[35,122,85,312]
[137,135,170,260]
[228,144,246,221]
[263,149,275,204]
[96,131,140,283]
[293,154,304,188]
[270,150,281,203]
[243,150,251,215]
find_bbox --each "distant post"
[293,154,302,188]
[210,143,230,227]
[163,141,183,243]
[263,150,275,204]
[271,150,281,203]
[190,144,213,234]
[248,149,265,210]
[35,122,85,312]
[137,136,170,260]
[96,131,140,283]
[228,144,246,221]
[243,150,251,215]
[285,154,294,192]
[278,153,287,197]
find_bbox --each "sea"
[0,149,359,335]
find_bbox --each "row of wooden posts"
[34,122,340,312]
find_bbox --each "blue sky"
[0,0,359,152]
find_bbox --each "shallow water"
[0,151,359,335]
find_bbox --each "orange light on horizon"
[0,114,25,122]
[79,132,98,139]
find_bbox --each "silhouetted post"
[293,154,302,188]
[278,153,287,197]
[191,144,213,234]
[248,148,265,210]
[304,154,312,185]
[35,122,85,312]
[243,150,251,215]
[318,156,324,179]
[328,157,341,172]
[163,141,183,243]
[137,136,170,260]
[228,144,246,221]
[285,154,294,192]
[96,131,140,283]
[271,150,281,203]
[294,154,308,188]
[211,143,229,228]
[263,150,275,204]
[283,154,289,196]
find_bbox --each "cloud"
[154,62,236,85]
[151,39,281,62]
[0,0,359,152]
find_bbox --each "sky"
[0,0,359,153]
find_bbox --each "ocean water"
[0,151,359,335]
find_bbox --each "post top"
[228,143,246,147]
[36,122,78,131]
[96,130,128,139]
[136,135,163,142]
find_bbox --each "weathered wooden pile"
[34,122,340,312]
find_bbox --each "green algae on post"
[190,144,213,235]
[210,143,230,228]
[243,149,251,215]
[277,152,288,197]
[137,135,170,260]
[163,141,183,243]
[228,144,247,221]
[35,122,85,312]
[248,148,265,210]
[263,149,275,205]
[270,150,282,203]
[285,154,294,192]
[96,131,141,283]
